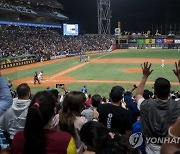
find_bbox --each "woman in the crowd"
[59,91,99,154]
[12,91,76,154]
[80,121,140,154]
[59,91,87,154]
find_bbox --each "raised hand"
[141,62,153,78]
[173,60,180,82]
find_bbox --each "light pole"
[97,0,111,34]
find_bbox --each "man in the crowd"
[0,83,31,142]
[136,60,180,154]
[82,94,102,121]
[97,86,132,136]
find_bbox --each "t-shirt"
[12,130,76,154]
[85,98,92,108]
[81,107,94,121]
[97,103,132,134]
[138,98,180,138]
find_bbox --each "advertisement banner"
[174,40,180,44]
[145,39,155,44]
[137,39,145,44]
[164,39,174,44]
[128,39,137,43]
[155,39,164,44]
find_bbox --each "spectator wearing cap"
[97,86,132,136]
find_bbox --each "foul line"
[50,51,112,80]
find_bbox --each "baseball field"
[2,49,180,97]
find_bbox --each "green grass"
[6,49,180,97]
[99,49,180,59]
[67,63,178,82]
[4,57,81,81]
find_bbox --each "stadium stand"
[0,25,114,66]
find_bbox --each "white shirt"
[137,97,145,110]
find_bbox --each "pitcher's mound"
[122,68,142,73]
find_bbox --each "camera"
[56,84,64,88]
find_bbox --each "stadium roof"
[13,0,63,9]
[0,0,68,21]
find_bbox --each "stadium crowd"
[0,60,179,154]
[0,25,114,59]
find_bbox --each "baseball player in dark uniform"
[34,72,40,84]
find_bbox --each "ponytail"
[24,91,56,154]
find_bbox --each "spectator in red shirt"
[85,94,92,108]
[12,91,76,154]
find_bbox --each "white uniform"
[38,72,43,81]
[161,59,165,67]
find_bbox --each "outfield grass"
[5,49,180,97]
[67,63,178,82]
[98,49,180,59]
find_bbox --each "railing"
[1,59,36,69]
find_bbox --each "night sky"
[59,0,180,34]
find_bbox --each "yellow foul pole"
[118,21,121,44]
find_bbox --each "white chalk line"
[50,52,112,80]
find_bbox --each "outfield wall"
[116,38,180,49]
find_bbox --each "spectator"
[143,89,153,99]
[136,61,180,154]
[82,94,102,121]
[59,91,99,154]
[0,66,13,116]
[0,25,114,60]
[48,89,60,130]
[12,91,76,154]
[85,94,92,108]
[59,91,87,154]
[97,86,132,136]
[124,85,140,123]
[80,121,139,154]
[0,83,31,142]
[102,96,107,104]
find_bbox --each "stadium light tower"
[97,0,111,34]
